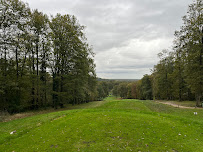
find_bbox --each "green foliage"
[111,78,153,101]
[96,81,112,100]
[140,75,153,100]
[150,0,202,105]
[0,0,97,113]
[117,82,128,98]
[180,0,203,106]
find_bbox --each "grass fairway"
[0,97,203,152]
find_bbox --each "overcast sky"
[23,0,192,79]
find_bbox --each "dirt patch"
[82,141,96,147]
[91,100,107,108]
[0,112,36,122]
[51,115,66,122]
[155,101,202,109]
[0,100,107,122]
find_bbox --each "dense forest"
[0,0,102,113]
[0,0,202,114]
[111,0,203,107]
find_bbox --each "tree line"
[0,0,202,114]
[111,0,202,107]
[0,0,100,113]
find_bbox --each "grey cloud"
[23,0,192,79]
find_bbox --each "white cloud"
[95,36,173,79]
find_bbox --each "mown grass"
[0,97,203,152]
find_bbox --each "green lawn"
[0,97,203,152]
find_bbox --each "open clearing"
[0,97,203,152]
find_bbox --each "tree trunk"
[4,50,6,77]
[52,73,58,109]
[40,41,46,108]
[196,94,201,107]
[165,64,168,100]
[196,27,203,107]
[15,45,19,79]
[36,37,39,109]
[178,60,182,101]
[31,49,35,110]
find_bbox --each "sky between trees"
[22,0,192,79]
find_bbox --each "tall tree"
[0,0,97,113]
[152,50,174,100]
[140,75,153,100]
[176,0,203,106]
[50,14,96,108]
[30,9,50,109]
[0,0,31,113]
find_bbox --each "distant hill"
[97,78,139,82]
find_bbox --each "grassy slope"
[0,97,203,152]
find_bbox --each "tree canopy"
[0,0,98,113]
